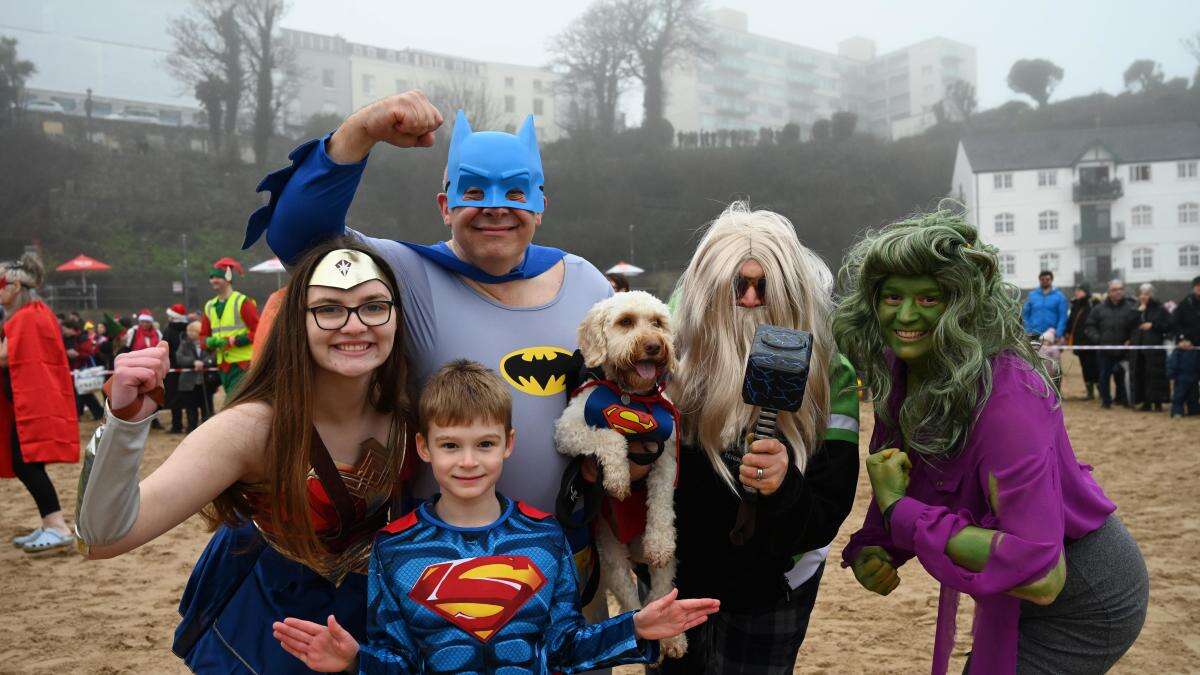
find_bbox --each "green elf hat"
[210,257,244,282]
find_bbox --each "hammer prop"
[728,324,812,545]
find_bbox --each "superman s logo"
[602,404,658,436]
[500,346,573,396]
[409,555,547,642]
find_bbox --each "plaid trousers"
[661,563,825,675]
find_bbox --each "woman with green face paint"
[833,208,1148,674]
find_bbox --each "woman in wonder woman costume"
[75,238,414,673]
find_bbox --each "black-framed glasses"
[308,300,395,330]
[734,275,767,303]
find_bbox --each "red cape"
[0,301,79,478]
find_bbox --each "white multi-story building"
[951,123,1200,287]
[284,29,562,141]
[663,8,976,140]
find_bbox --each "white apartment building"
[951,123,1200,287]
[285,29,562,141]
[663,8,976,140]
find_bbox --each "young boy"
[273,360,718,673]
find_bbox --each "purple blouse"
[841,352,1115,674]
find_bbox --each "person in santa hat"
[164,303,190,434]
[200,257,259,398]
[125,309,165,428]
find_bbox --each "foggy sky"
[284,0,1200,122]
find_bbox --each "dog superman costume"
[361,495,657,674]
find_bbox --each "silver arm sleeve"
[74,405,153,553]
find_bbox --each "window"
[533,98,544,115]
[504,95,515,113]
[505,76,514,88]
[1129,164,1151,182]
[1132,247,1153,270]
[322,68,335,88]
[1181,202,1200,225]
[1037,170,1057,187]
[1131,205,1153,227]
[1178,161,1198,179]
[994,212,1014,235]
[395,79,409,93]
[1180,244,1200,268]
[993,173,1013,189]
[1038,252,1060,273]
[533,79,543,92]
[1038,210,1059,232]
[998,253,1016,276]
[361,74,374,96]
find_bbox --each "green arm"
[941,473,1067,605]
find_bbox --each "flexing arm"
[244,91,444,264]
[75,342,266,559]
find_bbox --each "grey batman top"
[357,232,613,511]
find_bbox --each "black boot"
[1138,402,1152,412]
[1084,382,1095,400]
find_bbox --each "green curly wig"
[833,206,1053,457]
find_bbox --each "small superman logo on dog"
[500,346,573,396]
[602,404,659,436]
[409,555,547,642]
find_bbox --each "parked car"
[25,99,65,113]
[109,107,162,124]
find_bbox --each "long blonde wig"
[670,202,834,494]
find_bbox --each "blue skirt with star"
[172,522,369,674]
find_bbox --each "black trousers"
[76,391,104,420]
[10,427,61,518]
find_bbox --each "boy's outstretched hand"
[272,615,359,673]
[632,588,720,640]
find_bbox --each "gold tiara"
[309,249,386,290]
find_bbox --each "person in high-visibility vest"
[200,257,258,396]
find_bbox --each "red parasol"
[56,254,112,272]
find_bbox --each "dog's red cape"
[0,301,79,478]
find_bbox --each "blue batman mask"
[444,110,545,213]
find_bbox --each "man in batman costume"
[243,90,617,627]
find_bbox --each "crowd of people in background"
[1024,271,1200,418]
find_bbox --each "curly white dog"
[554,290,688,658]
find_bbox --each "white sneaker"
[21,528,74,553]
[11,527,43,547]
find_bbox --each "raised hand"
[851,546,901,596]
[632,588,720,641]
[109,341,169,421]
[866,447,911,513]
[272,615,360,673]
[329,90,445,162]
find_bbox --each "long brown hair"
[203,237,413,570]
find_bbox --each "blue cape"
[401,241,565,284]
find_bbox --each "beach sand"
[1,358,1196,673]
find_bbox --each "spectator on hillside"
[1022,270,1068,339]
[1129,284,1171,412]
[1085,280,1139,409]
[1065,284,1099,399]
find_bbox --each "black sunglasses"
[734,275,767,302]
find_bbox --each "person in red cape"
[0,252,79,552]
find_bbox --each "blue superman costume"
[361,495,657,674]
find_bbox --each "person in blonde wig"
[665,202,860,673]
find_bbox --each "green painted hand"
[866,448,910,513]
[205,336,226,351]
[851,546,901,595]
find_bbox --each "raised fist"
[109,341,169,421]
[329,90,444,162]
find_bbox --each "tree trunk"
[253,22,274,167]
[218,8,241,162]
[641,51,665,127]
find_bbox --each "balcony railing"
[1073,220,1125,245]
[1074,267,1125,287]
[1072,178,1123,202]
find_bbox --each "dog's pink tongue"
[636,362,657,380]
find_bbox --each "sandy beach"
[1,358,1197,674]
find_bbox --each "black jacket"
[1066,295,1097,345]
[673,437,858,611]
[1084,297,1138,346]
[1176,293,1200,344]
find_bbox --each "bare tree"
[619,0,710,136]
[1183,31,1200,87]
[194,75,224,152]
[943,79,977,122]
[426,76,500,134]
[166,0,244,159]
[549,0,636,138]
[238,0,301,165]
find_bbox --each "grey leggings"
[966,514,1149,674]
